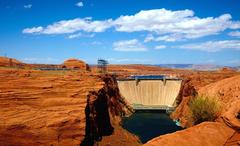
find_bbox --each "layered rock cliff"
[0,57,24,67]
[0,69,138,146]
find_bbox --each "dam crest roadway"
[117,75,182,111]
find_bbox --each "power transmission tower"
[97,59,108,73]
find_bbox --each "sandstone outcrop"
[198,75,240,129]
[62,58,89,70]
[0,69,138,146]
[171,73,240,127]
[143,122,234,146]
[0,57,24,67]
[156,75,240,146]
[0,69,102,145]
[218,67,237,73]
[171,78,197,127]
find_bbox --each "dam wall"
[117,79,182,108]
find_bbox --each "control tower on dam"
[117,75,182,110]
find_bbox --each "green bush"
[189,95,221,125]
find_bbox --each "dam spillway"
[117,76,182,110]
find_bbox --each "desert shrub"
[189,95,221,125]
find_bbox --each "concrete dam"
[117,76,182,110]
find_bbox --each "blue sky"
[0,0,240,66]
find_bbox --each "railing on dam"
[117,75,182,110]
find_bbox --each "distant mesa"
[62,58,89,70]
[0,57,24,67]
[218,67,237,73]
[0,56,90,71]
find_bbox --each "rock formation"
[62,58,89,70]
[171,73,239,127]
[0,57,24,67]
[0,59,239,146]
[170,78,197,127]
[143,122,234,146]
[198,75,240,129]
[0,69,138,146]
[146,75,240,146]
[218,67,237,73]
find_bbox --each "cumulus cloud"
[24,4,32,9]
[23,18,113,34]
[178,40,240,52]
[76,2,83,7]
[23,9,240,40]
[113,39,147,52]
[154,45,166,50]
[114,9,240,40]
[228,31,240,37]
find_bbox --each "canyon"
[0,57,240,146]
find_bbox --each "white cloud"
[76,2,83,7]
[108,58,151,63]
[67,32,95,39]
[114,9,240,40]
[113,39,147,52]
[154,45,166,50]
[144,34,155,42]
[24,4,32,9]
[228,31,240,37]
[68,33,82,39]
[178,40,240,52]
[145,34,184,42]
[22,26,43,33]
[22,9,240,40]
[114,9,194,32]
[23,18,113,34]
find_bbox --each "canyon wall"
[145,74,240,146]
[0,69,137,146]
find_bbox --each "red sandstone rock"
[62,58,88,70]
[143,122,234,146]
[198,75,240,129]
[0,69,139,146]
[0,69,101,145]
[0,57,24,67]
[164,75,240,146]
[171,74,240,128]
[198,75,240,106]
[218,67,237,73]
[1,59,240,146]
[222,100,240,130]
[171,78,196,127]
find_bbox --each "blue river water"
[122,111,182,143]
